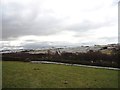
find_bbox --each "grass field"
[0,61,2,89]
[2,61,119,88]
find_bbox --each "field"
[2,61,119,88]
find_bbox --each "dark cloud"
[3,12,114,40]
[2,15,62,40]
[2,0,118,47]
[2,0,116,40]
[2,1,63,40]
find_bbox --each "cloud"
[2,15,62,40]
[63,19,115,33]
[2,0,64,40]
[1,0,118,49]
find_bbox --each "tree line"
[2,47,119,68]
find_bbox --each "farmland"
[2,61,119,88]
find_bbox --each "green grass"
[2,61,119,88]
[0,61,2,89]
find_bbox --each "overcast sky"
[1,0,119,49]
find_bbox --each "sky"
[1,0,119,50]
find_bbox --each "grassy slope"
[0,61,2,89]
[2,61,119,88]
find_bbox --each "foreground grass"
[0,61,2,89]
[2,61,119,88]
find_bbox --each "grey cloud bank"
[1,0,119,49]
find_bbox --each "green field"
[2,61,119,88]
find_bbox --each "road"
[31,61,120,71]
